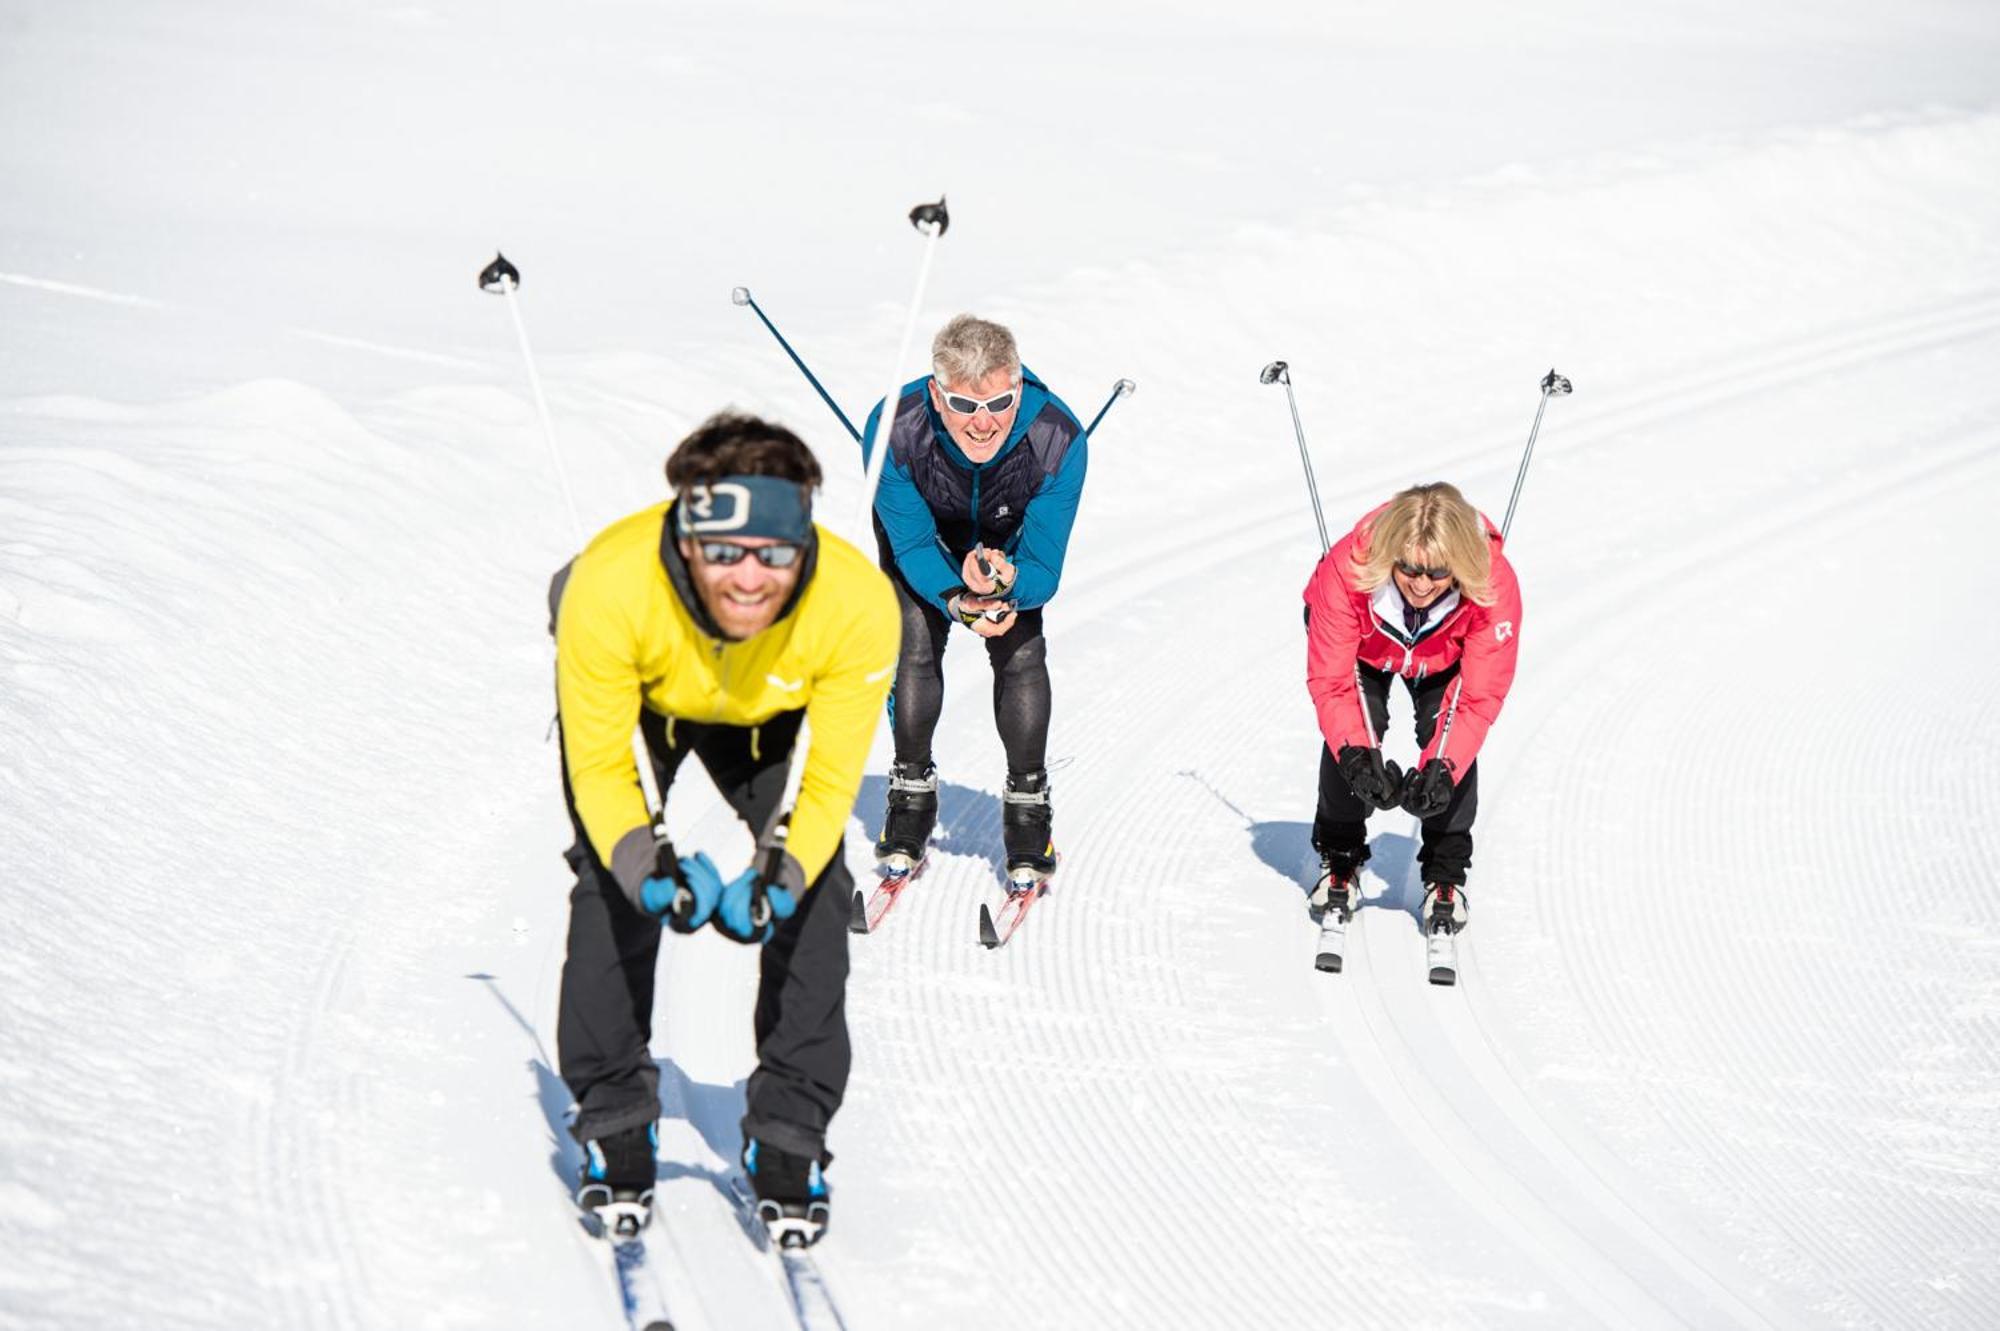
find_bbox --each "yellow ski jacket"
[554,501,899,903]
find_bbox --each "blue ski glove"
[711,868,798,945]
[641,851,725,933]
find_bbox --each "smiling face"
[930,366,1022,463]
[1391,546,1456,610]
[678,535,803,640]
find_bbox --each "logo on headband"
[674,473,814,544]
[683,483,751,533]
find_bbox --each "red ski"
[977,855,1059,949]
[849,855,927,935]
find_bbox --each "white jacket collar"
[1370,580,1461,643]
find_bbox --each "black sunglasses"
[698,541,802,568]
[1395,560,1453,582]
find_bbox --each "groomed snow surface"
[5,4,2000,1328]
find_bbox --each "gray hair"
[931,314,1021,388]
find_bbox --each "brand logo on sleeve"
[1495,621,1514,643]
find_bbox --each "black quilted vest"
[886,381,1081,556]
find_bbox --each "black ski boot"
[875,760,938,869]
[743,1138,830,1249]
[576,1121,657,1238]
[1311,845,1369,921]
[1002,768,1057,887]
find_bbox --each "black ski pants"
[1314,664,1479,886]
[556,707,853,1162]
[887,574,1050,779]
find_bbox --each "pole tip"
[1259,360,1289,385]
[1541,368,1573,395]
[478,252,519,294]
[1115,378,1137,397]
[731,286,752,306]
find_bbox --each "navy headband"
[674,474,813,544]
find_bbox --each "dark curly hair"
[664,412,823,491]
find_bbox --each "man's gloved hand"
[1399,758,1456,819]
[711,868,799,945]
[641,850,725,933]
[948,593,1017,637]
[1336,743,1405,811]
[961,546,1016,597]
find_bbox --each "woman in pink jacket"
[1303,481,1522,935]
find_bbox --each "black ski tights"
[889,581,1050,778]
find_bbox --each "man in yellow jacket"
[552,412,897,1246]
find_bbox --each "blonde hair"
[931,314,1021,388]
[1351,482,1497,606]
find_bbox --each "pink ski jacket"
[1303,506,1523,778]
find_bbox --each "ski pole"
[480,254,585,547]
[1259,361,1331,553]
[1261,359,1374,745]
[480,253,669,842]
[966,376,1131,618]
[853,196,950,537]
[1084,378,1137,437]
[730,286,862,444]
[1435,368,1572,764]
[750,197,953,925]
[1501,368,1571,540]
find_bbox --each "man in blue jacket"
[861,314,1088,891]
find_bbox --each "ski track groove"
[1336,900,1686,1328]
[1508,410,2000,1324]
[1072,660,1416,1325]
[846,646,1343,1326]
[261,933,372,1331]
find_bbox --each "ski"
[978,860,1056,949]
[1427,924,1458,986]
[848,854,928,935]
[607,1232,678,1331]
[727,1175,849,1331]
[1313,909,1349,972]
[1421,883,1464,986]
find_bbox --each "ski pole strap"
[651,831,697,923]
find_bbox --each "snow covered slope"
[4,4,1998,1328]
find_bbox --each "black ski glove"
[1336,744,1404,811]
[1399,758,1456,819]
